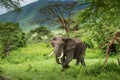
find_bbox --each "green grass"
[0,43,120,80]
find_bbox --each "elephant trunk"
[49,50,62,64]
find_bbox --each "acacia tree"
[0,22,26,57]
[76,0,120,65]
[28,26,51,42]
[32,2,82,33]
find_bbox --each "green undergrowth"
[0,42,120,80]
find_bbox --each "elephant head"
[50,36,76,64]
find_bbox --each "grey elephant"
[49,36,86,69]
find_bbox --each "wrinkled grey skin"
[50,36,86,69]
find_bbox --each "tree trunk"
[3,44,10,57]
[103,39,114,66]
[74,24,78,31]
[64,25,69,33]
[117,57,120,66]
[61,19,69,33]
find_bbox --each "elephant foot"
[61,65,70,71]
[62,65,70,69]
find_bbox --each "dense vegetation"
[76,0,120,65]
[0,42,120,80]
[0,0,87,32]
[0,0,120,80]
[0,0,21,11]
[0,22,26,58]
[0,26,120,80]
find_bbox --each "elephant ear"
[63,38,76,51]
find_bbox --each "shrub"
[0,22,26,57]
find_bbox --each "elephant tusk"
[57,52,63,59]
[49,51,54,56]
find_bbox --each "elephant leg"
[62,51,73,69]
[81,58,86,66]
[76,52,86,66]
[76,57,85,66]
[80,51,86,66]
[76,58,81,65]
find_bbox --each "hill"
[0,0,87,32]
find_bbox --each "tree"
[76,0,120,65]
[0,22,26,57]
[31,1,82,33]
[28,26,51,42]
[0,0,22,11]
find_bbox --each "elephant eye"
[53,37,57,41]
[51,42,55,47]
[60,43,64,46]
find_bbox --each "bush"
[0,22,26,57]
[27,26,52,43]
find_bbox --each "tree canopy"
[76,0,120,46]
[76,0,120,65]
[0,22,26,57]
[28,26,51,43]
[32,1,86,33]
[0,0,22,10]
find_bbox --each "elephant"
[49,36,86,69]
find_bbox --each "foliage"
[0,0,120,79]
[0,42,120,80]
[75,0,120,52]
[27,26,52,43]
[33,1,86,32]
[30,26,51,35]
[77,0,120,23]
[0,22,26,57]
[72,0,120,66]
[0,0,22,11]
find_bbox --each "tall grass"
[0,42,120,80]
